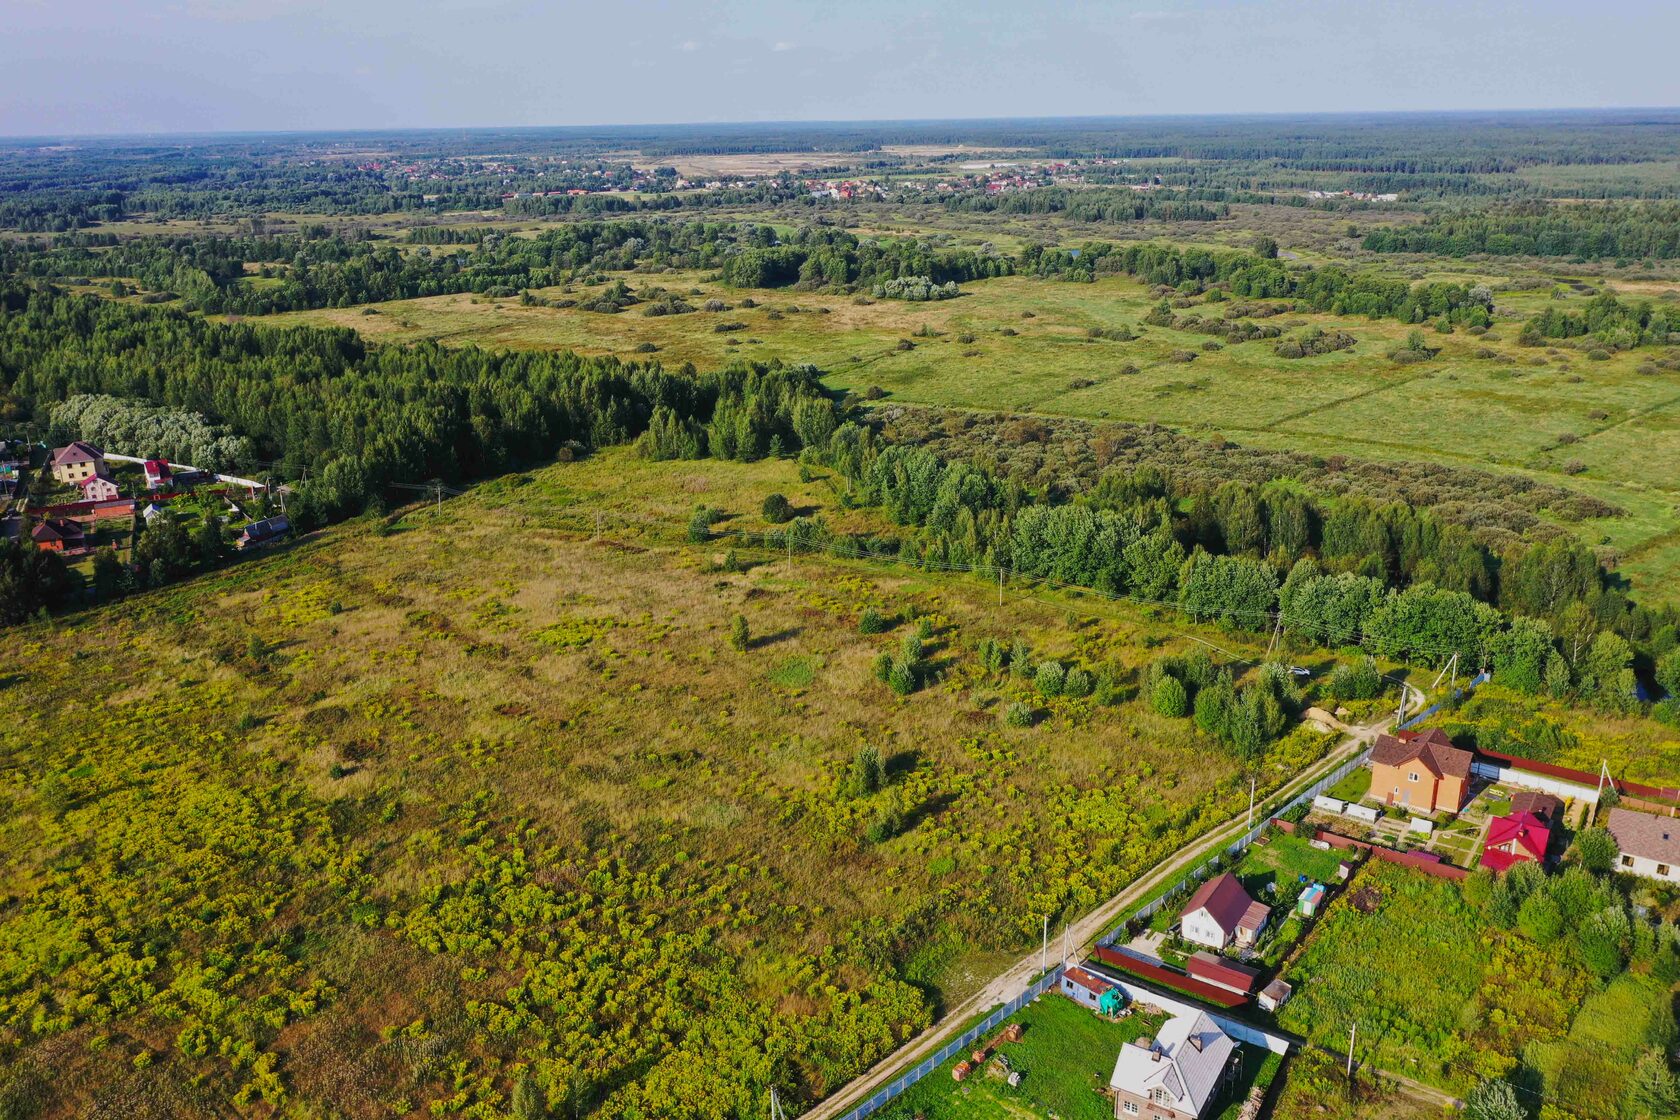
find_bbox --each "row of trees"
[1,220,1018,312]
[1023,240,1497,327]
[50,393,252,472]
[816,434,1675,700]
[1363,200,1680,261]
[1518,292,1680,349]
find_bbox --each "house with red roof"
[143,459,173,490]
[1180,872,1269,951]
[1482,811,1550,872]
[1370,727,1472,813]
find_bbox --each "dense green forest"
[1363,200,1680,260]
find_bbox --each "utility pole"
[1346,1023,1356,1078]
[1265,613,1283,659]
[998,564,1004,606]
[769,1087,788,1120]
[1062,923,1069,968]
[1247,775,1256,835]
[1041,915,1049,976]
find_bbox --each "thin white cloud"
[678,40,699,52]
[772,41,795,51]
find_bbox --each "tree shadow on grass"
[901,792,958,833]
[749,627,802,650]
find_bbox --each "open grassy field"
[0,446,1347,1117]
[267,263,1680,602]
[1277,862,1619,1104]
[1429,681,1680,787]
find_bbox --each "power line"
[545,501,1500,665]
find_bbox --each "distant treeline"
[1027,241,1496,327]
[1363,201,1680,260]
[940,187,1226,223]
[0,221,1013,313]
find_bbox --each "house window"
[1623,854,1635,868]
[1122,1103,1139,1116]
[1661,864,1672,878]
[1408,771,1420,782]
[1152,1087,1171,1103]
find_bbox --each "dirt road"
[802,722,1383,1119]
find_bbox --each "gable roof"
[240,516,291,541]
[1110,1010,1234,1116]
[31,517,84,543]
[1486,812,1549,860]
[50,441,102,466]
[1370,727,1471,781]
[1183,872,1257,934]
[1607,808,1680,866]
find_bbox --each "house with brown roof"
[1369,727,1471,813]
[1180,872,1269,951]
[1110,1010,1238,1119]
[31,517,85,552]
[1606,807,1680,883]
[1509,791,1564,825]
[50,441,106,485]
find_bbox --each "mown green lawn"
[879,994,1163,1120]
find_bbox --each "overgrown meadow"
[0,449,1332,1117]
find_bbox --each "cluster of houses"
[1367,726,1680,881]
[19,441,290,557]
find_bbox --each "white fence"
[1470,759,1600,802]
[833,966,1067,1120]
[1082,965,1293,1055]
[1105,746,1373,939]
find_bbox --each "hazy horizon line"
[7,104,1680,146]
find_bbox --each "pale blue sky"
[4,0,1679,136]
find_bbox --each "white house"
[1180,872,1269,951]
[1110,1010,1238,1119]
[1606,807,1680,883]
